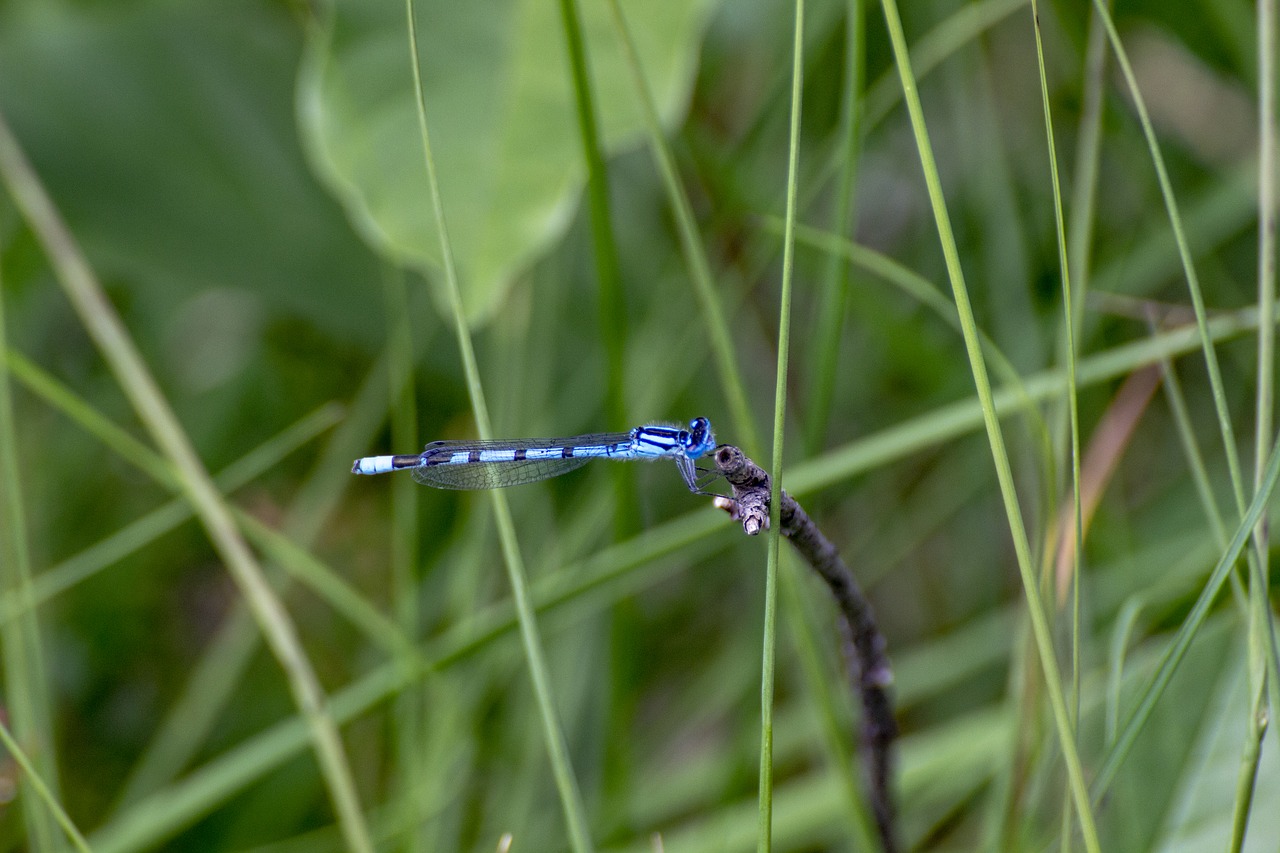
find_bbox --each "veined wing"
[410,432,633,490]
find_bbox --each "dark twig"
[713,444,898,853]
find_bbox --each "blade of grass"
[0,354,412,663]
[1154,336,1246,610]
[0,111,374,853]
[1105,597,1146,746]
[1233,0,1280,844]
[3,349,171,485]
[806,0,865,454]
[781,221,1041,414]
[1229,676,1268,852]
[861,0,1027,131]
[1030,0,1083,695]
[558,0,633,492]
[0,719,89,853]
[1090,0,1254,544]
[1255,0,1280,767]
[0,250,61,851]
[779,219,1056,479]
[1094,34,1280,737]
[113,348,399,810]
[556,2,644,825]
[405,3,593,849]
[0,394,341,622]
[1257,0,1277,505]
[1091,422,1280,800]
[1030,6,1087,847]
[604,0,759,455]
[1065,0,1108,339]
[758,2,806,847]
[876,2,1100,848]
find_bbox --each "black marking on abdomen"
[421,442,449,466]
[468,449,482,464]
[636,428,679,451]
[561,446,574,458]
[514,448,527,461]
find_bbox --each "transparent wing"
[412,455,591,489]
[409,432,632,490]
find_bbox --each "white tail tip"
[352,455,397,475]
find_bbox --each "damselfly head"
[685,417,716,458]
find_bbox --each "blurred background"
[0,0,1277,850]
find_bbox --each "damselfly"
[352,417,719,493]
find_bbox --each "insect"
[353,417,718,493]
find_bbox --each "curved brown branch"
[713,445,898,853]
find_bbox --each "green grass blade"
[0,109,375,853]
[1091,428,1280,801]
[556,6,644,819]
[876,2,1100,848]
[1090,0,1250,527]
[558,0,632,461]
[759,3,806,846]
[0,246,61,851]
[2,352,360,664]
[4,348,172,486]
[1235,0,1280,843]
[1155,343,1247,611]
[861,0,1027,132]
[0,399,341,623]
[1105,596,1146,747]
[1257,0,1277,525]
[0,720,90,853]
[1254,0,1280,738]
[1065,0,1108,333]
[405,3,594,849]
[605,0,759,454]
[1030,7,1087,842]
[115,350,399,811]
[805,0,864,453]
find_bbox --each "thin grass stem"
[877,1,1100,848]
[0,237,61,851]
[806,0,864,454]
[1029,10,1086,850]
[1090,0,1252,531]
[758,2,807,848]
[0,720,90,853]
[1091,427,1280,799]
[604,0,760,455]
[404,3,594,849]
[0,110,374,853]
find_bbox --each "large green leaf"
[298,0,719,323]
[0,2,382,346]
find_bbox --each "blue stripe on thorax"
[631,426,682,456]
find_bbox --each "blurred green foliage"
[0,0,1278,850]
